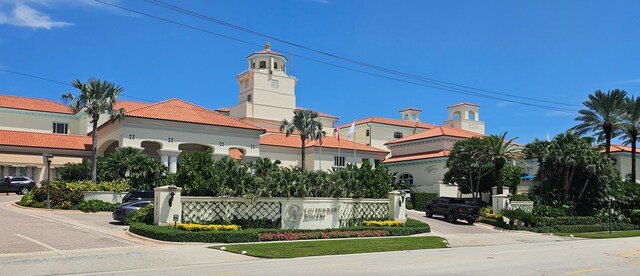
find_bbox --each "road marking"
[563,268,599,275]
[615,249,640,257]
[15,233,59,252]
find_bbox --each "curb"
[10,202,112,214]
[124,229,217,246]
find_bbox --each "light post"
[168,185,177,207]
[607,196,615,234]
[43,153,53,209]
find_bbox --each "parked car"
[521,173,534,181]
[425,197,480,225]
[112,200,152,223]
[122,190,154,203]
[0,176,36,195]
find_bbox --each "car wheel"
[19,187,30,195]
[425,208,433,218]
[447,212,457,223]
[467,219,475,225]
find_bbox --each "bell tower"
[442,102,485,134]
[230,42,298,128]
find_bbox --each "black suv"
[425,197,480,225]
[122,190,154,203]
[1,176,36,195]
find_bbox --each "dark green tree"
[620,96,640,182]
[572,89,627,158]
[62,78,124,183]
[444,137,494,203]
[481,132,522,195]
[280,109,326,171]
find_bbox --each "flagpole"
[319,139,322,171]
[337,119,341,166]
[353,123,356,165]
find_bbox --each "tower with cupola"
[442,102,485,134]
[230,42,298,129]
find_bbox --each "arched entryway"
[98,140,119,157]
[141,141,162,160]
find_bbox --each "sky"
[1,0,639,144]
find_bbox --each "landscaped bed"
[554,230,640,239]
[128,218,431,243]
[214,236,448,258]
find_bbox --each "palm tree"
[573,89,627,158]
[523,139,550,193]
[280,109,326,171]
[621,96,640,182]
[481,132,522,195]
[62,78,124,183]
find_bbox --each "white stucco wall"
[0,108,83,135]
[385,157,449,194]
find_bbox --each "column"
[161,155,169,168]
[169,156,178,173]
[159,149,181,173]
[388,190,407,222]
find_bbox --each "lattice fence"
[508,201,534,213]
[182,200,281,224]
[338,202,389,227]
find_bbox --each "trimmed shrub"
[176,223,240,231]
[126,204,154,225]
[500,208,537,227]
[128,217,430,243]
[362,220,404,227]
[534,216,601,227]
[77,200,118,213]
[532,205,571,217]
[511,194,530,201]
[528,223,640,233]
[410,192,439,211]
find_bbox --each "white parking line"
[15,234,59,252]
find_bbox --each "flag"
[347,122,356,141]
[335,121,340,141]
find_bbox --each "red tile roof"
[113,100,150,112]
[229,148,244,160]
[399,107,422,112]
[448,102,479,108]
[124,98,264,131]
[339,117,437,130]
[384,150,450,164]
[385,126,482,145]
[260,133,388,153]
[609,144,632,153]
[0,129,91,151]
[248,49,287,59]
[295,107,338,119]
[0,94,73,114]
[215,107,231,112]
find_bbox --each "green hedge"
[76,200,118,213]
[409,193,439,211]
[529,223,640,233]
[129,218,430,243]
[510,194,530,201]
[534,216,602,227]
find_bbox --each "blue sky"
[1,0,639,144]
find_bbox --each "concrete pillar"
[388,190,407,222]
[169,157,178,173]
[161,155,169,168]
[492,194,510,214]
[153,185,182,226]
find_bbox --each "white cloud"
[0,3,70,29]
[496,101,513,108]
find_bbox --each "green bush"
[532,205,571,217]
[29,186,84,208]
[511,194,530,201]
[409,192,439,211]
[534,216,601,227]
[500,208,537,227]
[126,204,154,225]
[628,209,640,225]
[129,218,430,243]
[76,200,118,213]
[528,223,640,233]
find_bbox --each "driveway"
[407,209,572,247]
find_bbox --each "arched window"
[453,111,461,120]
[412,114,417,120]
[398,173,413,185]
[259,61,266,68]
[468,111,475,120]
[403,114,409,120]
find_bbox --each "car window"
[133,202,149,207]
[13,177,26,181]
[449,199,466,204]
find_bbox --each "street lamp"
[607,196,615,234]
[43,153,53,209]
[168,185,177,207]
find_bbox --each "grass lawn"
[555,230,640,239]
[214,236,448,258]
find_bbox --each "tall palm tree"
[280,109,326,172]
[62,78,124,183]
[573,89,627,158]
[482,132,522,195]
[621,96,640,182]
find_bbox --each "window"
[403,114,409,120]
[469,111,476,120]
[412,114,417,120]
[365,129,370,137]
[52,122,68,134]
[250,144,256,149]
[274,62,278,69]
[219,142,225,147]
[398,173,413,185]
[282,64,286,72]
[129,134,135,140]
[251,62,255,69]
[271,79,279,88]
[259,61,266,68]
[334,156,345,167]
[393,132,403,139]
[168,138,174,143]
[374,159,381,167]
[247,94,252,102]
